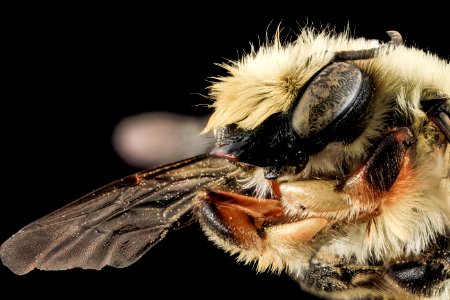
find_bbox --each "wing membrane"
[0,155,242,275]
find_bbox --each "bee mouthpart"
[210,147,239,161]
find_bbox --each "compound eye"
[292,62,370,139]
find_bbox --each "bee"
[1,27,449,299]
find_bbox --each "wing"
[0,155,241,275]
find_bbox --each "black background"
[2,9,448,299]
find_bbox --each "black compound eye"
[292,62,372,140]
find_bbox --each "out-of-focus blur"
[113,112,214,168]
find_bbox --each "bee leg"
[341,127,416,207]
[199,190,327,255]
[421,98,450,141]
[199,190,283,250]
[296,246,450,299]
[385,244,450,297]
[295,260,385,296]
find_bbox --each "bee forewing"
[0,155,240,275]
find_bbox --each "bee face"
[1,26,449,300]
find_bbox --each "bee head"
[206,29,384,177]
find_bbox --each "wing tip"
[0,237,35,275]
